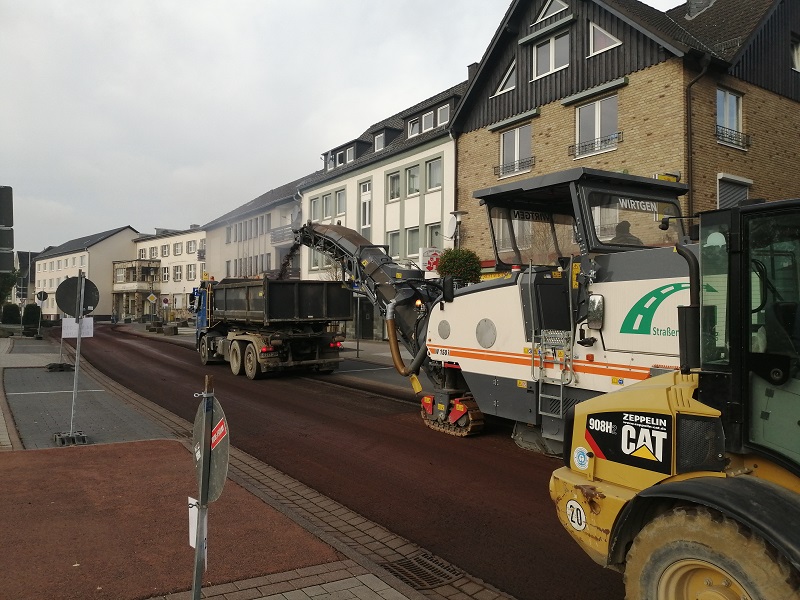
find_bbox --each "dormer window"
[375,132,385,151]
[327,153,334,170]
[346,147,354,163]
[534,31,570,79]
[535,0,568,24]
[494,61,516,96]
[422,111,435,132]
[438,105,450,125]
[589,23,621,56]
[408,117,421,138]
[793,37,800,71]
[336,151,344,166]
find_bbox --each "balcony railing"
[271,224,295,245]
[568,131,623,157]
[716,125,751,149]
[494,156,535,177]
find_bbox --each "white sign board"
[61,317,94,338]
[420,247,440,278]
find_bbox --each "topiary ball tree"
[436,247,482,285]
[2,303,21,324]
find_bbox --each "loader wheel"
[229,341,244,376]
[244,343,262,380]
[624,506,799,600]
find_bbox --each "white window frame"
[499,123,532,177]
[422,111,435,132]
[311,197,320,221]
[187,263,197,281]
[388,173,400,201]
[161,245,169,257]
[335,189,346,216]
[138,248,146,259]
[427,223,441,248]
[374,132,385,152]
[346,147,354,163]
[588,22,621,57]
[360,181,372,239]
[115,268,125,283]
[162,267,169,282]
[408,118,420,138]
[406,227,420,258]
[575,95,619,157]
[336,151,344,166]
[426,158,443,191]
[533,31,570,80]
[322,193,332,219]
[437,105,450,125]
[535,0,568,24]
[173,265,182,282]
[406,165,420,196]
[187,240,197,253]
[716,88,742,135]
[173,242,183,256]
[493,61,517,96]
[793,38,800,71]
[387,230,400,258]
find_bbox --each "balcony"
[569,131,623,157]
[716,125,751,149]
[494,156,535,177]
[271,224,295,246]
[112,260,161,294]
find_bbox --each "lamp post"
[450,210,468,248]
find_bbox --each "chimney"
[687,0,715,18]
[467,62,479,82]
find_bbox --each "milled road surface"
[74,325,624,600]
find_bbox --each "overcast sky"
[1,0,683,254]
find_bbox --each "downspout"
[685,53,712,218]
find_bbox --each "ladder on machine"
[535,329,572,419]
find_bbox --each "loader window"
[745,210,800,465]
[700,226,730,366]
[588,192,681,248]
[489,206,579,267]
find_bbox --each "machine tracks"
[421,398,485,437]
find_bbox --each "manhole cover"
[381,552,462,590]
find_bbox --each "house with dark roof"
[33,226,139,319]
[201,176,309,281]
[450,0,800,265]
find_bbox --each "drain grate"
[381,552,463,590]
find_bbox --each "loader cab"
[697,200,800,475]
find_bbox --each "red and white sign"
[210,418,228,450]
[421,247,440,272]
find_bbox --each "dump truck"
[193,277,351,379]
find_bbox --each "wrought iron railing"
[568,131,623,157]
[716,125,751,149]
[493,156,535,177]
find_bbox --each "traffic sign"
[147,293,157,303]
[192,392,229,504]
[55,275,100,317]
[36,290,48,302]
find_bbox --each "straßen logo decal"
[620,283,690,335]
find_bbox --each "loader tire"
[244,343,262,380]
[624,505,799,600]
[229,341,244,376]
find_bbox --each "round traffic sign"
[36,290,48,302]
[192,395,230,504]
[55,276,100,317]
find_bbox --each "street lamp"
[450,210,468,248]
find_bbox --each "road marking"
[6,389,105,396]
[338,367,394,374]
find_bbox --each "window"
[388,173,401,201]
[427,223,441,248]
[138,249,146,259]
[71,257,76,267]
[57,260,62,270]
[374,132,385,152]
[161,245,169,257]
[589,23,621,56]
[311,197,320,221]
[346,147,354,163]
[536,0,568,22]
[360,181,372,240]
[387,230,400,257]
[494,62,516,96]
[49,261,54,271]
[115,268,125,283]
[173,242,183,255]
[80,255,85,267]
[335,189,346,215]
[406,165,420,195]
[150,246,158,258]
[406,227,420,257]
[534,32,570,79]
[716,88,749,148]
[225,227,232,243]
[225,260,231,277]
[264,254,271,271]
[187,240,197,253]
[437,105,450,125]
[199,238,206,251]
[173,265,182,281]
[327,153,335,170]
[499,124,532,176]
[408,118,420,137]
[422,111,434,132]
[575,95,619,156]
[162,267,169,282]
[426,158,443,190]
[187,264,196,280]
[336,151,344,166]
[793,38,800,71]
[322,193,332,219]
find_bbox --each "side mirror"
[442,276,454,303]
[587,294,604,330]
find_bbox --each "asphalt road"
[73,325,624,600]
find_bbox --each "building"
[202,179,305,283]
[298,82,468,338]
[14,250,39,308]
[111,226,206,322]
[450,0,800,265]
[34,226,139,320]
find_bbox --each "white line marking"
[6,389,105,396]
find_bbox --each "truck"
[193,277,351,379]
[550,197,800,598]
[294,167,690,455]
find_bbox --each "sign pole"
[69,271,86,436]
[192,376,214,600]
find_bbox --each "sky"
[1,0,684,254]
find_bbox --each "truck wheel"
[624,505,798,600]
[229,341,244,376]
[199,337,212,366]
[244,343,262,380]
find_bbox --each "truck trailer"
[193,277,351,379]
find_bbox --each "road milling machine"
[550,196,800,598]
[295,167,690,455]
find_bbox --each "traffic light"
[0,187,13,273]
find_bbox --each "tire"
[229,341,244,376]
[244,343,262,380]
[624,505,799,600]
[199,336,211,366]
